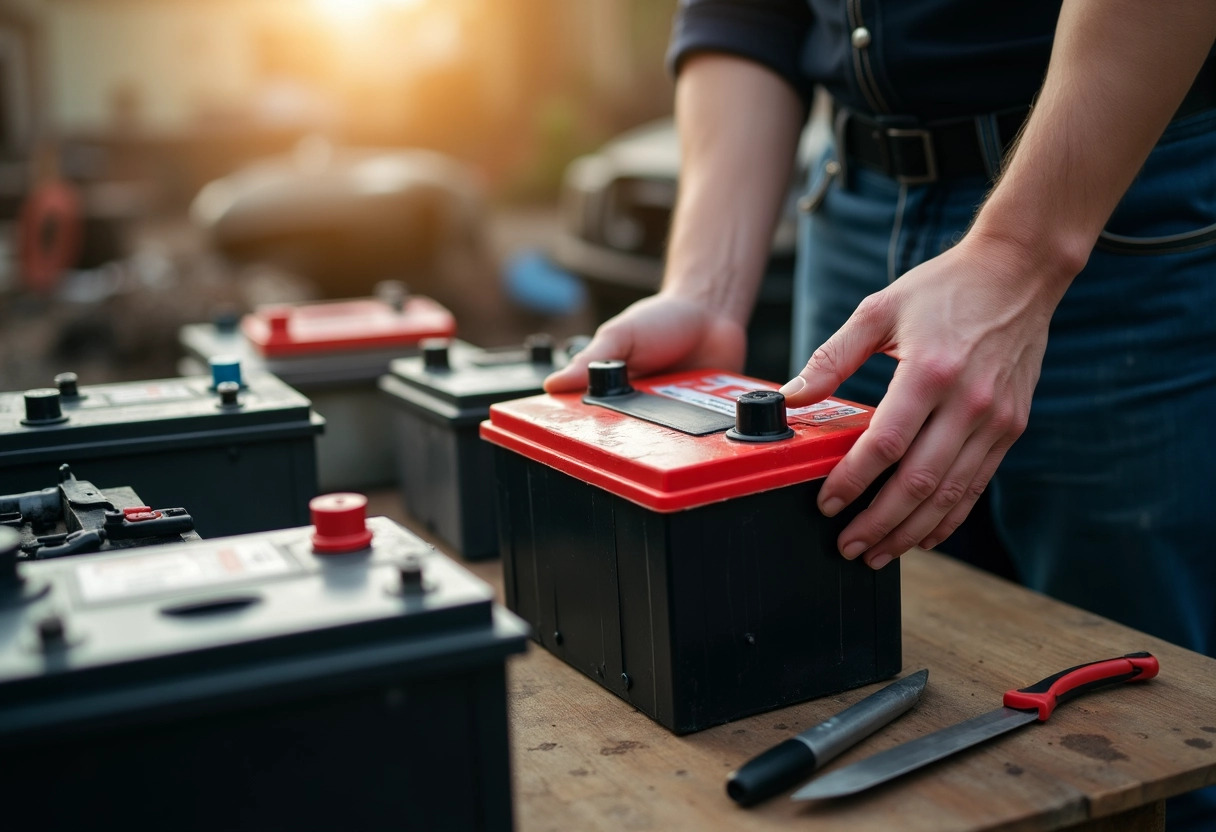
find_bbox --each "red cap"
[310,493,374,553]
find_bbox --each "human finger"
[542,326,635,393]
[834,407,980,563]
[816,355,947,519]
[779,294,893,407]
[917,435,1017,553]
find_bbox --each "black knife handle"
[726,739,817,806]
[1003,652,1159,721]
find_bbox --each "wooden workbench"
[365,493,1216,832]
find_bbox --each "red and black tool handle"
[1003,651,1159,721]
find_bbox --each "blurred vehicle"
[190,138,486,300]
[552,115,827,382]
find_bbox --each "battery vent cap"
[727,390,795,442]
[21,388,68,426]
[209,356,243,389]
[587,360,633,398]
[422,339,451,371]
[310,493,374,554]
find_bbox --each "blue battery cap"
[209,356,243,389]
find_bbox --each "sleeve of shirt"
[666,0,815,109]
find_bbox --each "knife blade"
[727,669,928,806]
[792,651,1159,801]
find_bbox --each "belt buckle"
[887,127,938,185]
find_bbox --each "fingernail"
[841,540,866,559]
[778,376,805,397]
[920,538,939,551]
[868,553,893,570]
[820,497,844,517]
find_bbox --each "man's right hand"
[542,293,748,393]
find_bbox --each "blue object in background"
[503,249,587,316]
[209,355,243,389]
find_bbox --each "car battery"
[0,494,529,832]
[0,368,323,538]
[178,281,457,491]
[481,361,901,734]
[2,462,199,560]
[378,335,568,561]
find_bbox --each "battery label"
[651,374,867,425]
[99,383,197,406]
[74,541,295,604]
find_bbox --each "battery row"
[0,285,901,830]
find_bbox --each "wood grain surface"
[364,491,1216,832]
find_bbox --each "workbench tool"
[728,669,927,806]
[792,652,1159,801]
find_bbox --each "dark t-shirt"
[667,0,1060,120]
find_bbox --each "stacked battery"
[179,282,456,490]
[0,495,529,832]
[0,368,323,537]
[481,362,902,733]
[378,335,566,560]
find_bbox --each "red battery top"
[480,365,871,512]
[241,295,456,357]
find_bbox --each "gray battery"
[178,284,455,491]
[0,509,529,832]
[378,336,565,560]
[0,370,323,537]
[2,462,200,560]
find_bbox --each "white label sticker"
[74,541,294,603]
[103,383,197,405]
[650,377,867,424]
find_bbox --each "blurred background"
[0,0,806,390]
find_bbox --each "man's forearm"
[664,54,806,326]
[972,0,1216,284]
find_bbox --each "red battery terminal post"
[310,493,374,554]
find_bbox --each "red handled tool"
[792,652,1159,800]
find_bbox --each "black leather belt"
[839,56,1216,184]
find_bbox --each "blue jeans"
[792,108,1216,829]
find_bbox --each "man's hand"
[543,293,747,393]
[781,0,1216,569]
[780,232,1069,569]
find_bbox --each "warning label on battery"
[74,541,295,604]
[651,374,866,424]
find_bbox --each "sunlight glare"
[312,0,426,23]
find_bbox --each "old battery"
[0,493,529,832]
[481,361,902,734]
[0,369,323,538]
[178,281,456,490]
[2,462,199,560]
[378,335,567,561]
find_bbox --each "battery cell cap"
[54,372,80,398]
[21,388,69,426]
[726,390,795,442]
[525,334,554,365]
[422,339,451,371]
[310,493,374,553]
[209,356,244,389]
[267,308,292,337]
[375,279,409,312]
[587,360,633,397]
[216,381,242,408]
